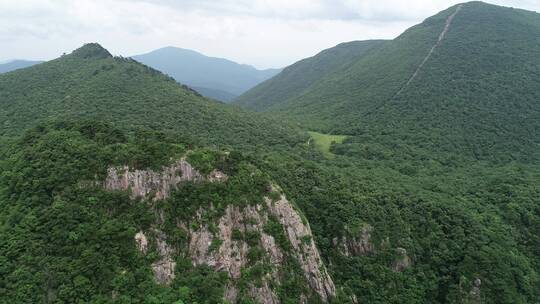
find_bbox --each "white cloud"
[0,0,538,68]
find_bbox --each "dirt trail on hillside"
[394,4,463,97]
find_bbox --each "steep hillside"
[0,59,42,73]
[2,4,540,303]
[0,43,304,149]
[234,40,385,111]
[237,2,540,162]
[0,121,334,303]
[132,47,281,101]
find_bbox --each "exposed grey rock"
[333,224,375,257]
[224,284,239,303]
[151,230,176,284]
[391,247,412,272]
[106,160,334,303]
[185,198,336,302]
[467,278,481,304]
[134,231,148,254]
[208,169,228,182]
[265,196,336,302]
[249,280,280,304]
[104,158,227,200]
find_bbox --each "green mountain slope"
[191,86,238,102]
[2,4,540,304]
[236,2,540,162]
[0,121,329,303]
[234,40,385,111]
[0,43,304,148]
[132,46,281,101]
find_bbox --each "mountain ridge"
[0,43,305,149]
[234,39,386,111]
[132,46,281,101]
[235,1,540,162]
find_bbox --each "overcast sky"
[1,0,539,69]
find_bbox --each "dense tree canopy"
[2,3,540,302]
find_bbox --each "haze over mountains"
[132,47,281,101]
[0,43,300,148]
[0,47,281,102]
[0,60,42,73]
[1,1,540,304]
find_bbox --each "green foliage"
[173,260,229,304]
[264,215,292,252]
[0,121,266,303]
[233,5,540,301]
[186,149,222,175]
[0,121,184,303]
[2,9,540,303]
[0,44,307,151]
[208,238,223,253]
[232,228,243,241]
[244,231,261,247]
[159,162,271,229]
[234,40,385,111]
[308,131,347,159]
[237,2,540,164]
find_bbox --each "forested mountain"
[236,1,540,162]
[0,59,42,73]
[234,40,386,111]
[190,86,238,102]
[0,43,303,149]
[0,121,338,303]
[1,2,540,304]
[132,47,281,102]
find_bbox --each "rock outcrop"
[391,247,412,272]
[467,278,482,304]
[265,196,336,301]
[183,197,336,302]
[104,158,227,200]
[332,224,375,257]
[333,224,413,274]
[151,230,177,284]
[103,159,335,303]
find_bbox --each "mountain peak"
[71,43,112,59]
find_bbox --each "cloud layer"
[1,0,539,68]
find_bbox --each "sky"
[1,0,539,69]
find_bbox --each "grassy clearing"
[308,131,347,158]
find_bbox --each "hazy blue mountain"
[0,60,43,73]
[132,47,281,102]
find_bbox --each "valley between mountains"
[1,1,540,304]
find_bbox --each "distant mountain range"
[132,47,281,102]
[0,60,42,73]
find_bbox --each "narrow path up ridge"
[394,4,463,97]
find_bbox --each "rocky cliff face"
[333,224,412,273]
[391,247,412,272]
[104,159,335,303]
[332,224,375,257]
[104,158,226,200]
